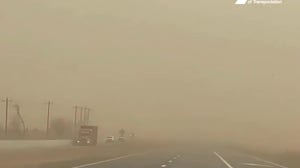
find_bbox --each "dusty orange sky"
[0,1,299,151]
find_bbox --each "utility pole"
[74,106,79,131]
[80,107,84,126]
[86,108,90,125]
[2,97,12,136]
[13,104,26,136]
[84,107,88,125]
[83,107,91,125]
[46,101,53,136]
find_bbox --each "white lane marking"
[168,160,173,163]
[161,164,167,167]
[173,157,177,160]
[242,163,274,167]
[72,152,146,168]
[251,156,288,168]
[214,152,234,168]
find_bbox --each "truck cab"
[74,125,98,146]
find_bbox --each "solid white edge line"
[251,156,288,168]
[214,152,234,168]
[72,152,147,168]
[242,163,274,167]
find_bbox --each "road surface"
[62,145,289,168]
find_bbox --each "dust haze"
[0,1,299,152]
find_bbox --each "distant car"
[105,136,115,143]
[129,133,136,139]
[118,136,126,142]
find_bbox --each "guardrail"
[0,140,72,149]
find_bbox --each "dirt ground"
[0,142,155,168]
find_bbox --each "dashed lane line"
[72,152,147,168]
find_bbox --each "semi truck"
[74,125,98,146]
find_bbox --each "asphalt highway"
[70,145,288,168]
